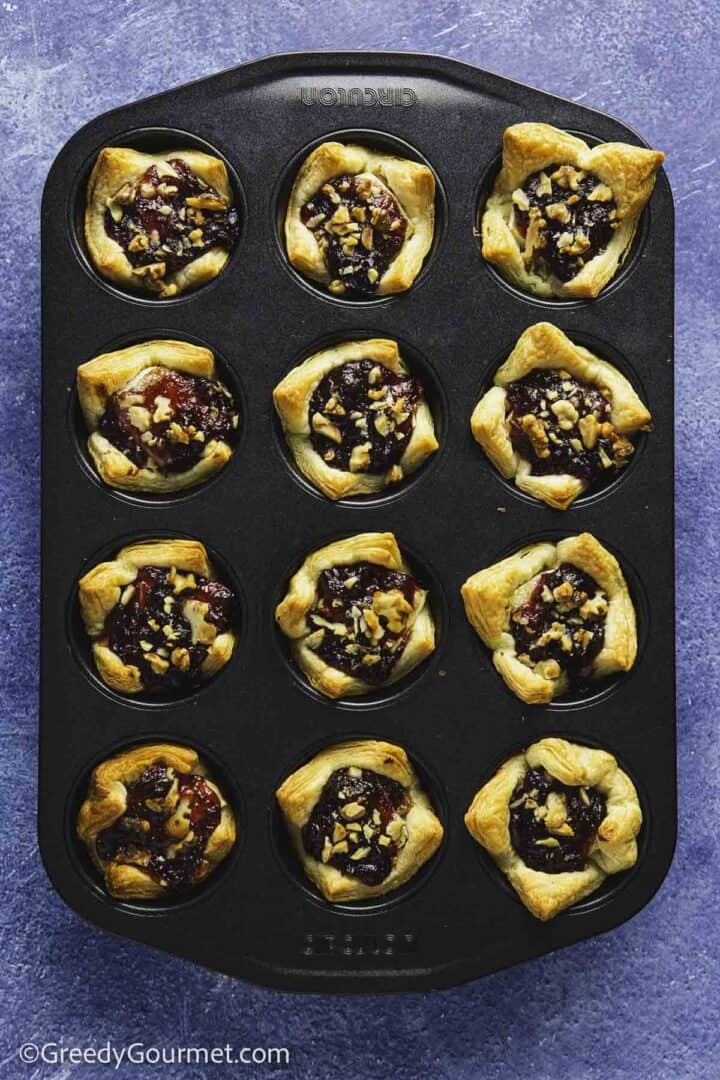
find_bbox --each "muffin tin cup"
[69,327,249,508]
[272,126,449,306]
[40,51,675,992]
[473,131,653,309]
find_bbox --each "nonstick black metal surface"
[40,51,675,992]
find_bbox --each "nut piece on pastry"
[78,539,237,695]
[84,147,239,297]
[465,737,642,920]
[284,142,435,297]
[77,340,239,495]
[481,123,664,298]
[77,743,236,899]
[461,533,637,704]
[277,739,443,902]
[275,532,435,699]
[273,338,438,500]
[471,323,651,510]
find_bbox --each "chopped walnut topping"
[520,413,551,458]
[300,173,407,295]
[551,398,580,429]
[505,368,638,488]
[510,564,607,687]
[311,411,343,444]
[304,561,421,685]
[349,441,373,472]
[511,163,617,282]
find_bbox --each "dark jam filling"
[513,165,618,282]
[95,764,221,890]
[505,368,635,485]
[301,766,410,886]
[104,565,236,692]
[509,766,606,873]
[308,359,422,475]
[511,564,606,686]
[307,562,421,686]
[98,367,238,475]
[105,159,239,288]
[300,173,407,296]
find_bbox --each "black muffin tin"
[40,52,675,992]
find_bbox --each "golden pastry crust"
[273,338,439,500]
[465,737,642,920]
[77,339,237,494]
[461,533,637,704]
[481,123,664,298]
[77,743,236,900]
[85,147,235,297]
[276,739,443,902]
[470,323,651,509]
[275,532,435,698]
[284,141,435,295]
[78,539,236,694]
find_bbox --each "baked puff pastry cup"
[77,743,236,900]
[470,323,651,510]
[85,147,239,298]
[275,532,435,699]
[78,539,237,695]
[465,737,642,920]
[284,142,435,297]
[77,340,239,495]
[276,740,443,902]
[461,533,636,704]
[481,123,664,299]
[273,338,438,500]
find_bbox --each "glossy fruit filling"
[511,563,607,684]
[104,565,235,691]
[105,159,239,293]
[509,765,606,873]
[305,561,421,685]
[95,764,222,890]
[512,164,618,282]
[98,367,238,474]
[505,368,635,485]
[302,766,410,886]
[309,359,421,477]
[301,173,407,296]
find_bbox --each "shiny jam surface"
[300,173,407,296]
[512,164,617,282]
[509,765,606,873]
[104,159,239,292]
[505,368,635,485]
[98,367,238,475]
[104,565,236,691]
[306,562,421,686]
[511,564,607,686]
[95,764,222,890]
[301,766,410,886]
[308,360,421,476]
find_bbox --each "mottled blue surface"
[1,1,717,1077]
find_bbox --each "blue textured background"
[1,2,717,1077]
